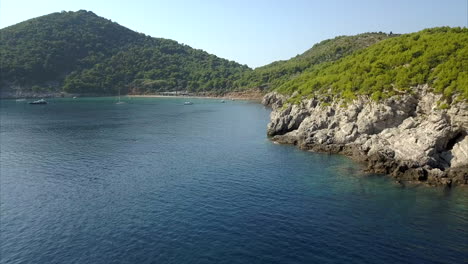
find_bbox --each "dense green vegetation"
[235,33,395,90]
[63,41,247,94]
[276,27,467,103]
[1,11,466,102]
[0,10,249,94]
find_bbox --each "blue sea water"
[0,97,467,264]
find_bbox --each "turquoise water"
[1,97,467,264]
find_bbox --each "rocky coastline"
[262,85,468,187]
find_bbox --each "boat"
[221,100,225,103]
[116,88,126,104]
[184,101,193,105]
[15,90,26,102]
[73,96,77,99]
[29,99,47,105]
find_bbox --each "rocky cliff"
[263,85,468,187]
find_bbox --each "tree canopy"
[0,10,250,94]
[275,27,467,103]
[234,32,395,91]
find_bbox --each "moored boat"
[29,99,48,105]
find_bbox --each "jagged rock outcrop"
[262,92,287,110]
[263,86,468,186]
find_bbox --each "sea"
[1,97,467,264]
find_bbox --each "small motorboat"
[184,101,193,105]
[15,98,26,102]
[29,99,47,105]
[220,100,225,103]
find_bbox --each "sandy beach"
[128,89,264,101]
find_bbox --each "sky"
[1,0,467,68]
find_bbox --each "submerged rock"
[263,85,468,187]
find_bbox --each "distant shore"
[1,89,264,102]
[128,91,263,101]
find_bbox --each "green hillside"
[0,10,250,95]
[1,11,465,101]
[235,32,394,90]
[276,27,467,104]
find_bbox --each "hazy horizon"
[1,0,467,68]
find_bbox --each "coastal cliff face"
[262,85,468,187]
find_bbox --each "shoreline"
[1,89,265,102]
[0,94,263,102]
[272,139,468,189]
[262,89,468,187]
[127,94,263,101]
[4,89,466,188]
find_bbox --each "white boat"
[184,101,193,105]
[15,90,26,102]
[221,100,225,103]
[116,88,126,104]
[29,99,47,105]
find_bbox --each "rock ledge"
[263,86,468,187]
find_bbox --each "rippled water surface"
[1,97,467,264]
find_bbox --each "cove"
[1,97,467,264]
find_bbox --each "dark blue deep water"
[1,97,467,264]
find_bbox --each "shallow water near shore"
[1,97,467,264]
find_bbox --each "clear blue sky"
[1,0,466,68]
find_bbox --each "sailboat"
[15,89,26,102]
[116,87,126,104]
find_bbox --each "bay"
[1,97,467,264]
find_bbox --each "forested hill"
[235,32,396,91]
[0,10,250,95]
[2,11,465,101]
[275,27,467,104]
